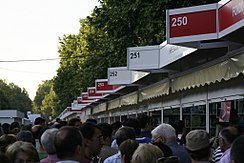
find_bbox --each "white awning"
[121,92,138,106]
[139,81,169,102]
[171,52,244,92]
[93,103,107,114]
[108,98,120,110]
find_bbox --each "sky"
[0,0,100,100]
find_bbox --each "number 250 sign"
[167,4,217,43]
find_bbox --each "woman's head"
[131,144,164,163]
[5,141,39,163]
[0,134,17,152]
[119,139,139,163]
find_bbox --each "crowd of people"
[0,114,244,163]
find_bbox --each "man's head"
[41,128,58,155]
[185,130,211,161]
[68,118,81,127]
[218,126,239,152]
[137,114,152,131]
[122,118,141,136]
[98,123,113,146]
[115,126,136,146]
[230,135,244,163]
[80,122,103,158]
[54,126,84,162]
[85,118,97,124]
[34,117,45,126]
[151,123,176,143]
[16,130,33,143]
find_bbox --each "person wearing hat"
[185,129,212,163]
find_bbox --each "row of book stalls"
[58,0,244,137]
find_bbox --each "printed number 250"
[130,52,140,59]
[171,16,187,27]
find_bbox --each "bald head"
[54,126,84,160]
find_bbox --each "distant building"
[28,113,41,123]
[0,110,24,124]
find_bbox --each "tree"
[33,80,59,119]
[53,34,85,111]
[33,80,53,114]
[0,79,32,113]
[41,86,59,120]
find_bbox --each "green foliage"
[53,35,84,111]
[33,80,59,119]
[53,0,219,115]
[41,86,59,120]
[33,80,53,113]
[0,79,32,114]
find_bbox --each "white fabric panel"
[162,93,181,108]
[93,103,107,114]
[208,75,244,101]
[171,52,244,92]
[81,111,86,117]
[108,98,120,110]
[139,82,169,102]
[148,102,163,110]
[121,92,138,106]
[181,86,207,104]
[85,108,91,116]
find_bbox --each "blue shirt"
[103,152,121,163]
[166,141,191,163]
[136,137,151,144]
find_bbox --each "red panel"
[96,81,114,91]
[88,87,103,97]
[219,0,244,31]
[170,10,217,38]
[81,93,89,100]
[77,97,86,104]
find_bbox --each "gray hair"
[41,128,58,154]
[115,126,136,146]
[6,141,39,162]
[131,144,163,163]
[151,123,176,141]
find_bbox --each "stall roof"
[171,47,244,92]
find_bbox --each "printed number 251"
[130,52,140,59]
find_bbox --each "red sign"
[80,92,97,103]
[66,106,82,112]
[96,79,122,93]
[81,92,89,100]
[66,107,71,111]
[219,0,244,35]
[87,87,104,98]
[77,97,89,104]
[167,4,218,43]
[169,10,217,38]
